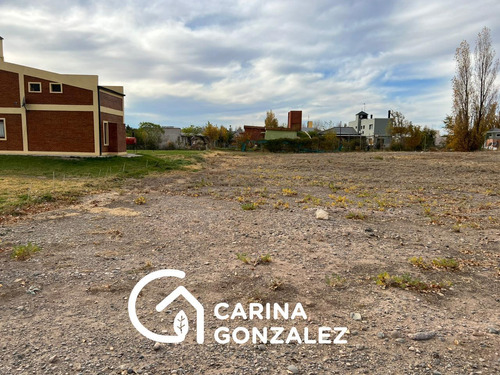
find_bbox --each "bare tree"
[472,27,499,148]
[452,40,473,150]
[448,27,499,151]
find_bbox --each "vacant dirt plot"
[1,151,499,375]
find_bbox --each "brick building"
[0,37,126,156]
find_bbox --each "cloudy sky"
[1,0,500,131]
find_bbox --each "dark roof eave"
[98,85,125,97]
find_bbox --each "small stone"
[395,338,406,343]
[391,330,403,339]
[377,332,385,339]
[257,344,266,351]
[287,364,299,374]
[48,355,57,364]
[349,312,362,321]
[315,209,329,220]
[409,331,436,341]
[153,342,162,351]
[487,327,499,334]
[408,346,415,351]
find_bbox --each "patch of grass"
[273,200,290,209]
[346,211,366,220]
[260,253,272,263]
[409,256,430,270]
[236,253,250,263]
[281,188,297,196]
[432,258,459,270]
[325,273,346,288]
[195,177,213,187]
[11,242,41,261]
[328,181,339,193]
[134,196,147,205]
[376,272,450,292]
[409,257,460,271]
[241,202,257,211]
[298,194,322,205]
[0,151,204,215]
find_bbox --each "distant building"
[348,111,391,148]
[0,37,126,156]
[160,126,183,148]
[484,128,500,150]
[242,110,302,141]
[320,125,360,142]
[243,125,265,141]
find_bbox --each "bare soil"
[1,151,499,375]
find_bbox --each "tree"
[203,121,220,148]
[387,111,437,151]
[181,125,203,137]
[219,125,230,147]
[472,27,500,148]
[137,122,164,149]
[388,111,412,150]
[448,27,499,150]
[419,126,437,150]
[264,110,279,129]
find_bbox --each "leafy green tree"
[419,127,437,150]
[136,122,164,150]
[265,110,279,129]
[182,125,203,137]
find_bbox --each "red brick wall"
[24,75,93,105]
[101,113,125,153]
[0,114,23,151]
[99,91,123,111]
[27,111,95,153]
[244,126,265,141]
[0,70,21,108]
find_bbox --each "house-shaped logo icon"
[128,269,204,344]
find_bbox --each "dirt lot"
[1,151,499,375]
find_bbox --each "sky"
[1,0,500,132]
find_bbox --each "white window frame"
[49,82,63,93]
[103,121,109,146]
[28,82,42,93]
[0,118,6,140]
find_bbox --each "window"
[28,82,42,93]
[50,83,63,93]
[0,118,6,140]
[103,121,109,146]
[369,124,373,130]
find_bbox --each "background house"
[160,126,184,148]
[320,125,360,143]
[0,37,126,156]
[484,128,500,150]
[348,111,391,148]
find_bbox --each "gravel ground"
[1,151,499,375]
